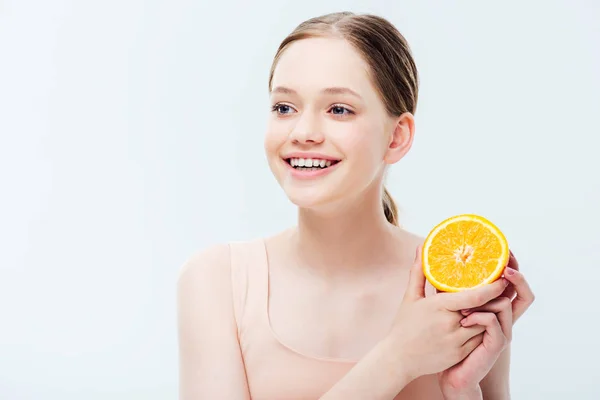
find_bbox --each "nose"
[288,112,324,144]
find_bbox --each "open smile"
[282,156,342,179]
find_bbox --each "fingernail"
[460,318,468,326]
[506,268,516,276]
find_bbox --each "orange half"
[422,214,509,292]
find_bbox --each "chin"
[282,184,339,210]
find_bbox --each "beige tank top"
[229,239,442,400]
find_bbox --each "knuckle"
[483,313,495,324]
[511,270,523,280]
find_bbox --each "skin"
[177,36,535,400]
[265,36,535,398]
[264,35,419,362]
[438,252,535,398]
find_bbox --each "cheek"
[332,122,386,167]
[264,120,287,155]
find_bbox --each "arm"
[319,336,413,400]
[321,251,511,400]
[177,244,251,400]
[481,251,533,400]
[480,346,511,399]
[177,244,412,400]
[176,244,509,400]
[440,252,534,400]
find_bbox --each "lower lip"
[283,159,341,180]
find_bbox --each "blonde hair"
[268,12,419,226]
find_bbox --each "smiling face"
[264,37,403,211]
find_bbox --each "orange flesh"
[423,215,509,292]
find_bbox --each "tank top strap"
[229,238,269,336]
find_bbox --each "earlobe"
[384,112,415,164]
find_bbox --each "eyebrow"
[271,86,363,99]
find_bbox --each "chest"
[268,266,407,361]
[244,346,444,400]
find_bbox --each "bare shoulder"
[398,227,425,247]
[393,227,437,296]
[177,243,232,292]
[392,226,424,256]
[177,243,252,399]
[176,243,238,334]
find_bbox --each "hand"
[496,251,535,324]
[388,246,510,382]
[438,251,535,396]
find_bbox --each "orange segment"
[422,214,509,292]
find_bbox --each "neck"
[290,189,398,275]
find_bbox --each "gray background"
[1,0,599,398]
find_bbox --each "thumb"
[404,244,426,301]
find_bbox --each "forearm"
[480,346,511,399]
[442,385,483,400]
[319,336,412,400]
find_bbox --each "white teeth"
[288,157,337,168]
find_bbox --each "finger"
[461,297,513,340]
[507,249,520,271]
[499,251,519,299]
[404,245,426,301]
[456,324,486,345]
[460,312,507,353]
[460,332,484,358]
[441,278,509,311]
[504,267,535,322]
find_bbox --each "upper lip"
[282,152,341,161]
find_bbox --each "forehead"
[271,37,376,97]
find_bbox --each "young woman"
[177,11,534,400]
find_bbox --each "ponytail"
[382,187,399,226]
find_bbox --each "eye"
[271,103,296,115]
[328,105,354,116]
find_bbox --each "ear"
[383,112,415,165]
